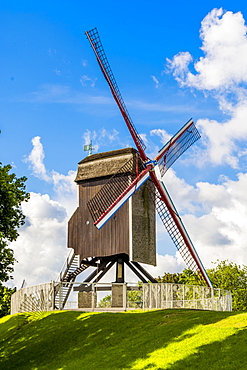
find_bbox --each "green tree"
[159,261,247,311]
[178,269,202,286]
[98,294,111,308]
[207,260,247,311]
[156,272,181,284]
[98,290,143,308]
[0,286,16,317]
[127,290,143,308]
[0,163,29,316]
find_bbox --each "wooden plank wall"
[68,178,130,260]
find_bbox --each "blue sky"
[2,1,247,287]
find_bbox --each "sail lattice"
[158,122,200,177]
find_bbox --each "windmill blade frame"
[151,167,212,288]
[155,118,201,177]
[85,28,147,159]
[85,27,212,288]
[87,157,151,229]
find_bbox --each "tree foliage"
[159,260,247,311]
[0,286,16,318]
[98,294,111,308]
[207,260,247,311]
[178,269,202,286]
[98,290,143,309]
[0,163,29,282]
[0,163,29,316]
[156,272,181,284]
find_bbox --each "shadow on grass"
[165,324,247,370]
[0,309,244,370]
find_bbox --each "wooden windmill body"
[52,28,213,310]
[68,147,156,285]
[56,28,212,312]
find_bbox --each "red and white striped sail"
[85,28,212,288]
[88,166,151,229]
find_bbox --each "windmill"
[84,28,212,288]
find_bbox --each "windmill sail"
[85,27,212,288]
[155,118,200,177]
[85,28,147,159]
[150,170,212,287]
[87,156,151,229]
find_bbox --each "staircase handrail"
[55,248,77,283]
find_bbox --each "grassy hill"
[1,309,247,369]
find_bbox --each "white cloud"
[54,69,61,76]
[151,75,160,88]
[83,129,97,146]
[166,52,192,87]
[80,74,97,88]
[163,169,247,268]
[166,8,247,169]
[139,133,148,146]
[10,192,69,288]
[29,84,72,103]
[145,253,185,277]
[12,8,247,292]
[21,83,114,107]
[100,128,119,142]
[48,48,57,55]
[82,128,120,153]
[167,8,247,91]
[196,99,247,168]
[128,98,194,113]
[24,136,49,181]
[81,59,87,67]
[25,136,77,205]
[9,138,79,288]
[12,167,247,291]
[150,128,171,145]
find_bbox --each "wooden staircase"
[54,250,90,309]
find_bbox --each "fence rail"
[11,281,232,314]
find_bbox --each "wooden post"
[92,283,95,311]
[115,257,125,283]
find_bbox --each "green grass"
[1,309,247,369]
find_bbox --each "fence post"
[59,283,63,310]
[171,284,174,309]
[142,284,145,310]
[156,284,158,309]
[165,284,168,309]
[202,286,204,310]
[52,281,55,311]
[161,284,164,309]
[182,285,185,308]
[123,283,127,311]
[92,283,95,311]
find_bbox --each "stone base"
[78,292,96,308]
[112,284,126,308]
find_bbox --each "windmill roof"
[75,147,139,182]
